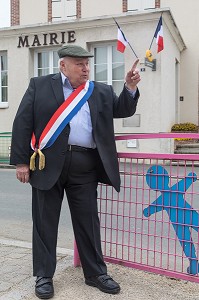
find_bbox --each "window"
[34,50,59,76]
[0,0,10,28]
[128,0,155,11]
[0,53,8,108]
[91,44,125,95]
[52,0,77,22]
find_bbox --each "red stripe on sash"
[37,82,85,148]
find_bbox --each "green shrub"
[171,122,198,132]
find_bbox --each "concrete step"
[174,143,199,154]
[174,149,199,154]
[173,143,199,165]
[175,143,199,149]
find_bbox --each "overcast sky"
[0,0,10,28]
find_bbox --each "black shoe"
[85,274,120,294]
[35,277,54,299]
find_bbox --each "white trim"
[90,43,125,94]
[0,102,8,108]
[52,0,77,21]
[107,45,112,84]
[0,52,8,104]
[128,0,155,11]
[34,48,59,76]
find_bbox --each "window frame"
[127,0,155,11]
[90,43,125,95]
[52,0,77,22]
[0,52,8,108]
[34,49,59,77]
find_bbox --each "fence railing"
[74,133,199,283]
[3,131,199,282]
[0,132,12,164]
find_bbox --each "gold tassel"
[38,149,45,170]
[30,151,37,171]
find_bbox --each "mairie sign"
[17,30,76,48]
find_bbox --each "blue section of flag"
[154,16,162,38]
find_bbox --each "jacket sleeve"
[112,85,140,118]
[10,78,35,165]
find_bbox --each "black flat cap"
[57,44,94,58]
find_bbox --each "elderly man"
[10,44,140,299]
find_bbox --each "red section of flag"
[157,35,164,53]
[117,40,126,53]
[154,16,164,53]
[117,28,128,53]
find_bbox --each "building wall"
[160,13,181,131]
[9,0,161,26]
[20,0,48,25]
[0,10,183,154]
[161,0,199,125]
[9,0,192,128]
[115,12,181,153]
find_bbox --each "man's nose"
[82,65,89,71]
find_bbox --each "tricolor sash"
[30,80,94,171]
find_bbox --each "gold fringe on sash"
[30,151,37,171]
[38,149,45,170]
[29,149,45,171]
[29,81,93,172]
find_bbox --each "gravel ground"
[27,259,199,300]
[2,253,199,300]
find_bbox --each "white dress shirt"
[61,72,137,148]
[61,73,96,148]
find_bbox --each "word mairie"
[17,31,76,48]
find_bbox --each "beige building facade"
[161,0,199,125]
[0,0,193,153]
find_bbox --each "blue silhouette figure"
[143,165,199,275]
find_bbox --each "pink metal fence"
[74,133,199,283]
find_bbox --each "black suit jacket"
[10,73,139,192]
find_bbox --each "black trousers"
[32,149,107,278]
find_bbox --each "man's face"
[60,57,90,88]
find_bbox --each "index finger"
[131,58,139,72]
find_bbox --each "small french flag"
[154,16,164,53]
[117,27,128,53]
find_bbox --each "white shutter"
[128,0,141,11]
[128,0,155,11]
[64,0,77,18]
[52,0,77,20]
[52,1,62,20]
[142,0,155,10]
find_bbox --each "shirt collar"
[60,72,73,90]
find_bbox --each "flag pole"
[113,18,138,58]
[149,37,155,50]
[127,42,138,58]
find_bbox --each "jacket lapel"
[51,76,98,129]
[88,83,98,131]
[51,73,65,106]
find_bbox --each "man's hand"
[16,164,30,183]
[125,59,141,91]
